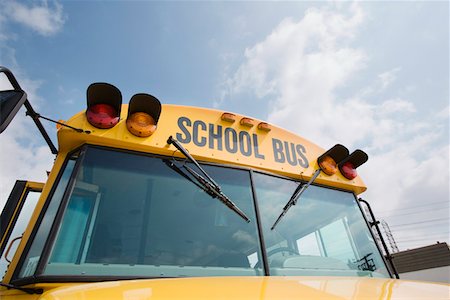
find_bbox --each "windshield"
[253,172,389,278]
[16,146,389,280]
[42,147,263,278]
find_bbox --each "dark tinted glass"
[44,147,262,277]
[253,172,389,278]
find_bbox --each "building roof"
[392,242,450,273]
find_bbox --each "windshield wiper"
[163,159,213,196]
[271,144,353,230]
[167,136,250,223]
[0,282,43,295]
[270,169,321,230]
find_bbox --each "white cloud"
[0,109,55,206]
[221,4,368,148]
[222,3,449,250]
[437,105,450,120]
[360,68,403,97]
[379,98,416,115]
[2,0,65,36]
[0,0,65,206]
[0,55,53,208]
[378,68,401,90]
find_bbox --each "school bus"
[1,67,449,299]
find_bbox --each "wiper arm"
[163,159,213,196]
[167,136,250,223]
[0,283,43,295]
[271,169,321,230]
[183,164,250,222]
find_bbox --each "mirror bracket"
[0,66,58,154]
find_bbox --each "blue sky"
[0,1,448,251]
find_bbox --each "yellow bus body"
[58,104,367,194]
[2,104,449,299]
[1,277,449,299]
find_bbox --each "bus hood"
[38,276,449,299]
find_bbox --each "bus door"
[0,181,44,278]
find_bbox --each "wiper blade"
[0,283,43,295]
[163,159,213,196]
[271,169,321,230]
[183,164,250,223]
[167,136,250,223]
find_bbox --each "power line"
[375,201,449,214]
[390,220,449,228]
[396,234,450,243]
[395,230,450,236]
[394,230,449,236]
[389,224,449,231]
[396,238,449,244]
[389,217,448,228]
[399,239,449,244]
[380,206,450,218]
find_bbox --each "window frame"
[11,148,82,285]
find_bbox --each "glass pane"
[0,191,40,279]
[253,172,389,278]
[296,232,321,256]
[44,147,263,278]
[319,219,356,261]
[17,159,75,278]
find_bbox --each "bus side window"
[1,183,43,278]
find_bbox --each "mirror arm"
[1,66,22,90]
[1,66,58,154]
[24,100,58,155]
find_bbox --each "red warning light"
[86,103,119,129]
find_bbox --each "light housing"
[240,117,254,127]
[221,112,236,123]
[257,122,271,132]
[317,144,349,176]
[338,150,369,180]
[86,83,122,129]
[126,93,161,137]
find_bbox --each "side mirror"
[0,66,27,133]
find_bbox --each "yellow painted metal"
[25,182,45,191]
[1,153,68,284]
[1,277,448,299]
[58,104,367,194]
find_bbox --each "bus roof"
[58,104,367,194]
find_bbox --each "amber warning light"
[126,93,161,137]
[317,144,349,176]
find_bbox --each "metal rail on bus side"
[359,198,400,279]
